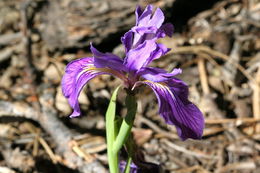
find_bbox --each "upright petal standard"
[62,5,204,140]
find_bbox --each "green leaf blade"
[106,86,121,173]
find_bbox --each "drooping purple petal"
[139,67,182,82]
[90,44,126,72]
[62,57,105,118]
[142,79,204,140]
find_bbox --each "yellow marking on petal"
[143,80,167,87]
[142,80,173,96]
[85,67,127,82]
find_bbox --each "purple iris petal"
[136,5,164,29]
[142,79,204,140]
[136,5,153,27]
[135,6,142,24]
[121,31,133,53]
[124,42,170,73]
[119,160,160,173]
[132,26,157,35]
[133,5,173,41]
[62,57,105,118]
[139,67,182,82]
[124,40,157,72]
[131,31,154,50]
[130,26,157,48]
[158,23,174,37]
[119,161,138,173]
[145,43,171,66]
[148,7,164,28]
[90,44,126,72]
[122,5,173,72]
[130,23,173,47]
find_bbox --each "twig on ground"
[170,45,255,83]
[161,139,218,160]
[253,67,260,132]
[205,118,260,125]
[198,57,210,95]
[173,165,210,173]
[217,162,256,173]
[0,32,22,46]
[137,116,178,139]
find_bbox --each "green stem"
[113,94,137,153]
[108,151,118,173]
[106,89,137,173]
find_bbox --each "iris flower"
[62,5,204,140]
